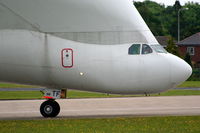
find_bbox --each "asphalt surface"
[0,96,200,120]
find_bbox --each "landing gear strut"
[40,89,66,117]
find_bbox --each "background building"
[177,32,200,67]
[156,36,170,48]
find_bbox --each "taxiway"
[0,96,200,120]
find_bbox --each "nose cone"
[170,54,192,87]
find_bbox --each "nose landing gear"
[40,89,66,117]
[40,99,60,117]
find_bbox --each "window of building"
[142,44,153,54]
[187,47,195,55]
[128,44,141,55]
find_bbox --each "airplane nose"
[170,54,192,87]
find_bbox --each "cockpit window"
[151,45,167,53]
[128,44,141,55]
[142,44,153,54]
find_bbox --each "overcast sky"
[133,0,200,6]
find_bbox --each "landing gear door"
[62,48,73,68]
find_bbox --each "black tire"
[40,100,60,117]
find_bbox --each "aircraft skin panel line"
[0,0,157,44]
[0,0,150,32]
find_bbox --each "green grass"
[1,89,200,100]
[0,91,43,100]
[154,89,200,96]
[68,89,200,98]
[1,81,200,89]
[1,82,200,133]
[1,81,200,100]
[0,82,39,88]
[67,90,125,98]
[0,116,200,133]
[178,81,200,88]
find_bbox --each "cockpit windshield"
[142,44,153,54]
[129,44,153,55]
[128,44,140,55]
[151,45,167,53]
[128,44,167,55]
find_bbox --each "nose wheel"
[40,100,60,117]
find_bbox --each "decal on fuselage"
[61,48,73,68]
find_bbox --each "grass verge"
[1,89,200,100]
[0,91,43,100]
[0,116,200,133]
[1,81,200,100]
[0,82,39,88]
[178,81,200,88]
[1,81,200,89]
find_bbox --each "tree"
[181,3,200,40]
[166,36,180,56]
[134,0,200,41]
[134,1,166,36]
[184,53,193,67]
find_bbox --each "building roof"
[177,32,200,46]
[156,36,171,47]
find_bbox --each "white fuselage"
[0,0,193,118]
[0,0,192,95]
[0,30,192,94]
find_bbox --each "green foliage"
[188,68,200,81]
[184,53,193,67]
[134,1,200,41]
[1,116,200,133]
[166,36,180,56]
[181,3,200,39]
[134,1,166,36]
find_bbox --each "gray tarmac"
[0,96,200,120]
